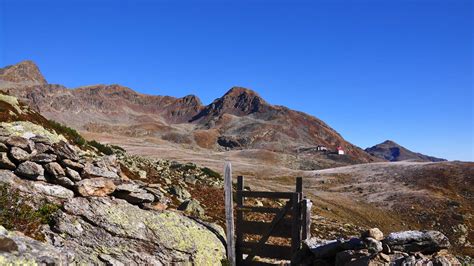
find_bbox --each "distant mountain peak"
[366,140,446,162]
[0,60,47,85]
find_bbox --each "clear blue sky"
[1,0,472,161]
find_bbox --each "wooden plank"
[290,193,302,263]
[237,206,282,214]
[241,242,292,260]
[236,175,244,265]
[302,199,312,241]
[224,162,236,266]
[244,201,292,263]
[239,190,296,199]
[296,177,303,193]
[240,219,292,238]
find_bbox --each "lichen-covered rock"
[0,226,67,264]
[32,182,74,199]
[49,197,225,264]
[76,178,116,197]
[0,122,66,143]
[5,136,33,152]
[0,152,16,170]
[14,161,44,180]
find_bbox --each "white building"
[337,146,345,155]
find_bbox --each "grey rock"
[0,152,16,170]
[82,163,119,179]
[75,178,116,197]
[53,141,79,161]
[178,199,205,218]
[65,167,81,182]
[55,176,75,188]
[114,183,155,204]
[35,142,54,154]
[9,146,32,162]
[30,135,52,145]
[44,162,65,178]
[33,182,74,199]
[62,159,84,171]
[0,226,67,264]
[30,153,57,164]
[383,231,450,253]
[184,175,197,184]
[365,237,383,254]
[169,185,191,200]
[14,161,44,180]
[362,228,384,241]
[6,136,34,152]
[0,143,8,152]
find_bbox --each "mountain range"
[0,61,448,170]
[366,140,446,162]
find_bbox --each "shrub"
[88,140,114,155]
[0,185,60,241]
[201,167,221,179]
[47,119,86,146]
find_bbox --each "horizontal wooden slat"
[241,242,292,260]
[240,219,293,238]
[238,190,297,199]
[237,206,282,213]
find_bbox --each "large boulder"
[14,161,44,180]
[5,136,34,152]
[48,197,226,264]
[75,178,116,197]
[383,231,450,254]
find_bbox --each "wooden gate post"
[224,162,236,265]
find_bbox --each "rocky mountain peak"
[0,60,47,85]
[366,140,446,162]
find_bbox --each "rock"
[82,163,119,179]
[0,226,67,264]
[53,141,79,161]
[6,136,34,152]
[76,178,116,197]
[138,170,147,179]
[55,176,75,187]
[362,228,384,241]
[30,135,52,145]
[33,182,75,199]
[383,231,450,254]
[62,159,84,171]
[0,152,16,170]
[35,142,54,154]
[184,174,197,184]
[365,237,383,254]
[30,153,57,164]
[334,250,370,266]
[142,202,168,211]
[9,147,32,162]
[379,253,391,262]
[114,183,155,204]
[14,161,44,180]
[169,185,191,200]
[65,167,81,182]
[178,199,205,218]
[52,197,225,264]
[0,143,8,152]
[44,162,65,178]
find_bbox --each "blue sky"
[0,0,472,161]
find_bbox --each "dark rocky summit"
[365,140,446,162]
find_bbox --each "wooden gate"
[235,176,311,265]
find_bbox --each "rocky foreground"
[0,121,226,264]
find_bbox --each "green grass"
[0,185,60,241]
[88,140,114,155]
[47,119,86,146]
[202,167,221,179]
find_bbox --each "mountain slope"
[365,140,446,162]
[0,61,379,170]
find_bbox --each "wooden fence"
[234,176,311,265]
